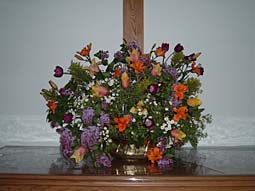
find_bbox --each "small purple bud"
[147,84,160,94]
[161,43,169,52]
[174,43,184,52]
[54,66,64,78]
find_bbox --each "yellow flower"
[126,48,140,63]
[91,84,109,97]
[70,146,86,163]
[171,129,186,141]
[151,63,162,76]
[130,100,148,116]
[83,58,100,76]
[121,72,130,89]
[187,97,202,107]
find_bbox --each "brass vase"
[113,143,149,161]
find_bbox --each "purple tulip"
[63,113,73,123]
[174,43,184,52]
[54,66,64,78]
[147,84,160,94]
[161,43,169,52]
[143,117,155,129]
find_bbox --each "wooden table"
[0,146,255,190]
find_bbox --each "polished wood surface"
[0,146,255,191]
[123,0,144,51]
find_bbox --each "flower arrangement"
[41,40,211,168]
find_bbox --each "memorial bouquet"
[41,40,211,167]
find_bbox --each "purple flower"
[58,128,75,158]
[99,112,110,127]
[50,121,59,128]
[143,117,155,129]
[174,43,184,52]
[82,108,95,125]
[81,126,100,152]
[59,88,72,96]
[54,66,64,78]
[157,157,173,167]
[96,154,112,167]
[100,51,109,60]
[101,100,109,110]
[147,84,160,94]
[157,137,168,152]
[171,98,182,107]
[161,43,169,52]
[163,66,178,80]
[114,51,122,60]
[63,113,73,123]
[128,41,141,52]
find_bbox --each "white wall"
[0,0,254,146]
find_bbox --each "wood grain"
[1,174,255,191]
[123,0,144,52]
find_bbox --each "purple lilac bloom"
[161,43,169,52]
[58,128,75,158]
[81,126,100,152]
[63,113,73,123]
[96,154,112,167]
[140,54,150,66]
[114,51,122,60]
[128,41,141,52]
[100,51,109,60]
[174,43,184,52]
[163,66,178,80]
[157,137,168,152]
[59,88,72,96]
[99,112,110,127]
[171,98,182,107]
[54,66,64,78]
[101,100,109,110]
[82,108,95,125]
[157,157,173,167]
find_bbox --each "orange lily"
[113,67,121,78]
[77,43,92,57]
[147,147,163,164]
[172,83,188,101]
[130,60,146,74]
[47,100,57,114]
[121,72,130,89]
[155,47,165,57]
[172,106,188,122]
[114,116,131,133]
[191,61,204,76]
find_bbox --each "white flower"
[108,79,114,86]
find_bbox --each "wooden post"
[123,0,144,52]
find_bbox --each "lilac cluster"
[128,41,141,52]
[157,137,168,152]
[96,153,112,167]
[157,157,173,167]
[81,126,100,152]
[114,51,122,60]
[82,108,95,125]
[170,98,182,108]
[101,100,109,110]
[99,112,110,127]
[163,66,177,80]
[57,128,75,158]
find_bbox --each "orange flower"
[113,67,121,78]
[77,43,92,56]
[172,83,188,100]
[47,100,57,114]
[130,60,146,74]
[147,147,163,164]
[114,116,131,133]
[155,47,165,57]
[121,72,130,89]
[191,61,204,76]
[172,106,188,122]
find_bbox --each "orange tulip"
[130,60,146,74]
[147,147,163,164]
[172,106,188,122]
[172,83,188,101]
[121,72,130,89]
[114,116,131,133]
[47,100,57,114]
